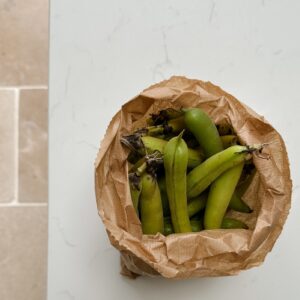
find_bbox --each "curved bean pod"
[190,220,203,232]
[163,219,204,234]
[129,180,141,217]
[228,168,256,212]
[220,135,238,148]
[204,163,244,229]
[221,218,248,229]
[187,145,254,198]
[163,221,174,236]
[147,116,185,136]
[219,134,253,213]
[187,194,207,217]
[184,108,223,157]
[157,176,170,217]
[140,173,164,234]
[141,136,204,168]
[183,108,251,214]
[228,192,252,213]
[164,132,191,233]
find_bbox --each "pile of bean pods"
[121,108,262,235]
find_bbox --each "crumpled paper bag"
[94,76,292,279]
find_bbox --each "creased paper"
[95,76,292,279]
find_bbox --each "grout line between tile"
[11,88,20,204]
[0,85,48,90]
[0,203,48,207]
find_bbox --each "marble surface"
[49,1,300,299]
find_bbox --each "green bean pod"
[129,180,141,217]
[190,213,204,221]
[129,156,146,173]
[204,163,244,229]
[167,117,185,133]
[184,108,250,213]
[184,108,223,157]
[190,220,203,232]
[141,136,166,153]
[163,220,174,236]
[228,192,252,213]
[163,219,203,234]
[157,176,170,216]
[187,194,207,217]
[236,167,256,195]
[187,145,256,198]
[159,177,208,217]
[186,149,205,168]
[164,132,192,233]
[221,218,248,229]
[147,116,185,136]
[141,136,204,168]
[128,164,145,217]
[221,135,238,148]
[228,167,256,213]
[220,133,252,212]
[140,173,164,234]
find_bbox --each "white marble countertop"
[48,1,300,299]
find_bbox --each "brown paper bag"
[94,76,292,279]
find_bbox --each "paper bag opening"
[95,76,292,279]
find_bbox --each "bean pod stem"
[141,136,204,168]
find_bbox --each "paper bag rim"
[95,76,292,279]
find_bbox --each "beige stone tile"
[0,206,47,300]
[0,0,49,86]
[0,90,16,202]
[19,89,48,203]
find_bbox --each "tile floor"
[0,0,49,299]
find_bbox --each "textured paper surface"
[95,76,292,279]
